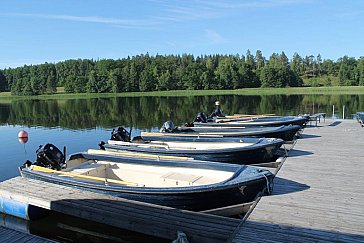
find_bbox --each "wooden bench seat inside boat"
[70,163,111,177]
[161,172,203,186]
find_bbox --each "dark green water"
[1,94,363,130]
[0,94,363,242]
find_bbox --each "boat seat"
[161,172,203,186]
[71,163,111,177]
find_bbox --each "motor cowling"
[210,108,224,118]
[35,144,66,170]
[110,127,131,142]
[194,112,208,123]
[160,121,176,133]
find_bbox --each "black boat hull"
[155,125,301,141]
[196,116,308,128]
[104,141,283,164]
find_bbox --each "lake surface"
[0,93,363,241]
[1,94,363,181]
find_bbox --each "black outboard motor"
[35,144,66,170]
[194,112,208,123]
[210,108,225,118]
[160,121,177,133]
[110,127,131,142]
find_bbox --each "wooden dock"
[0,119,363,242]
[231,119,364,242]
[0,176,241,243]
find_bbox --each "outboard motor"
[35,144,66,170]
[110,127,131,142]
[210,108,225,118]
[194,112,208,123]
[160,121,176,133]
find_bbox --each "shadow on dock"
[328,121,342,126]
[298,134,321,139]
[304,125,324,128]
[47,198,239,243]
[270,177,310,195]
[234,221,364,242]
[1,212,166,243]
[36,211,167,243]
[287,149,314,157]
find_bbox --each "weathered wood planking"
[0,226,54,243]
[232,119,364,242]
[0,176,240,243]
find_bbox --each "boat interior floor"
[60,159,235,188]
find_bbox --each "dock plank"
[232,119,364,242]
[0,176,240,243]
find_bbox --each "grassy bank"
[1,86,364,101]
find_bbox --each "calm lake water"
[0,93,363,241]
[1,94,363,180]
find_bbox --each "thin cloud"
[156,6,220,22]
[147,0,221,22]
[198,0,311,9]
[1,13,159,27]
[149,0,311,23]
[205,29,226,44]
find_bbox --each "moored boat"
[195,115,308,128]
[157,121,301,141]
[19,144,274,211]
[101,135,284,164]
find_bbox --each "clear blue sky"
[1,0,363,69]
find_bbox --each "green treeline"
[1,51,364,96]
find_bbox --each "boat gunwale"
[104,138,284,154]
[21,165,272,195]
[19,158,273,194]
[143,125,301,139]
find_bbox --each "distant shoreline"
[1,86,364,101]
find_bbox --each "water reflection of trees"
[0,95,363,129]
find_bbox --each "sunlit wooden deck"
[1,119,363,242]
[0,176,241,243]
[231,119,364,242]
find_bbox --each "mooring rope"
[262,172,271,195]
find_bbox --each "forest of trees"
[1,51,363,96]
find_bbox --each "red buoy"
[18,137,28,144]
[18,130,28,138]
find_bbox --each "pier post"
[342,105,345,119]
[332,105,335,119]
